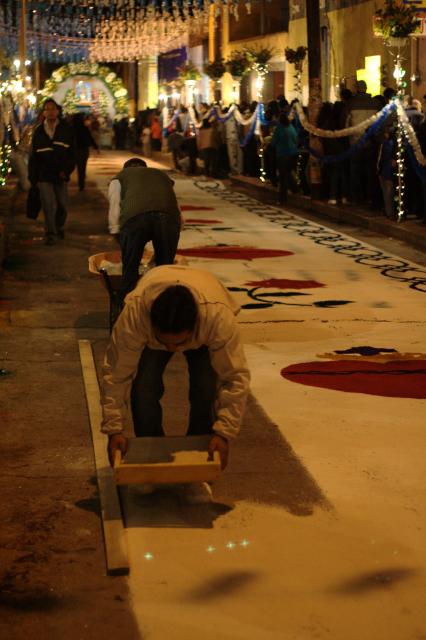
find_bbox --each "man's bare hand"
[208,434,229,470]
[108,433,128,467]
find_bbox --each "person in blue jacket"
[271,112,299,204]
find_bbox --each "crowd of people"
[128,83,426,223]
[11,82,426,246]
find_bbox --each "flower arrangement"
[285,46,308,65]
[374,0,421,39]
[225,50,250,78]
[177,61,201,82]
[204,58,226,80]
[246,46,275,74]
[40,63,129,116]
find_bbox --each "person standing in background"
[271,112,299,205]
[72,113,99,191]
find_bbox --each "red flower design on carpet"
[176,246,294,260]
[281,356,426,399]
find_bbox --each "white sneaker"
[184,482,213,504]
[328,199,337,205]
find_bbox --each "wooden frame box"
[114,435,221,485]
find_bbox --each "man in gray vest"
[108,157,182,301]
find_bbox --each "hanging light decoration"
[246,47,274,184]
[0,0,257,63]
[392,51,407,222]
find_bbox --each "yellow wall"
[222,30,287,104]
[285,18,308,102]
[287,1,419,102]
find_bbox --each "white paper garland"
[293,101,391,139]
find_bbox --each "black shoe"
[57,229,65,239]
[45,236,56,246]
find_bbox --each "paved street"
[1,151,425,639]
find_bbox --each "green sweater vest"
[115,167,180,227]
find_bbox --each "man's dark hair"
[384,87,396,102]
[123,157,147,168]
[356,80,367,94]
[150,285,197,333]
[340,88,353,102]
[41,98,62,116]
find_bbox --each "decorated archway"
[40,62,129,119]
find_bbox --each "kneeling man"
[101,265,250,503]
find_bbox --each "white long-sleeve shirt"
[107,176,183,234]
[101,265,250,441]
[107,179,121,234]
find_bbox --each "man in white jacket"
[102,265,250,503]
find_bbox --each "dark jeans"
[200,148,218,177]
[75,147,89,190]
[131,345,217,437]
[277,155,298,203]
[329,163,349,200]
[349,146,375,203]
[119,211,180,300]
[38,181,68,239]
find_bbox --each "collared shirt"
[44,119,58,140]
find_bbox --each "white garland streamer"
[186,104,256,129]
[293,101,391,139]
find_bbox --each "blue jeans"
[130,345,217,437]
[119,211,180,299]
[38,181,68,238]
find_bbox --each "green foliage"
[204,58,226,80]
[97,90,109,117]
[374,0,421,38]
[285,46,308,65]
[62,89,79,115]
[225,51,250,78]
[246,46,275,68]
[177,61,201,82]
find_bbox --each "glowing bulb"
[226,541,236,550]
[13,59,20,70]
[240,539,250,547]
[144,552,153,560]
[206,545,215,553]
